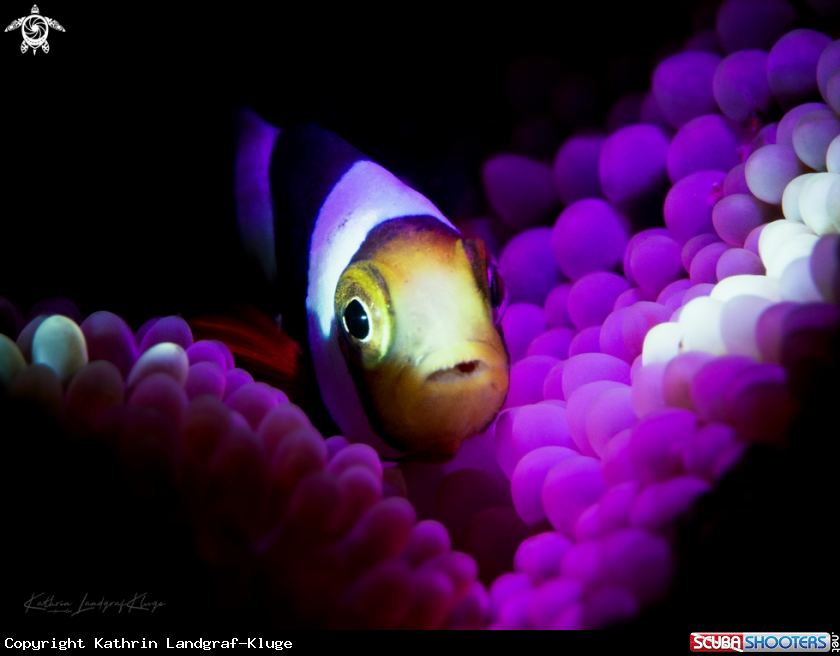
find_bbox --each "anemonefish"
[195,110,509,461]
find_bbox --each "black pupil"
[344,299,370,339]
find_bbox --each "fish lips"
[367,340,510,458]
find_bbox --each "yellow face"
[334,220,509,460]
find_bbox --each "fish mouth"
[425,359,486,383]
[416,341,506,386]
[370,340,509,457]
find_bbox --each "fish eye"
[460,237,508,323]
[335,261,394,367]
[488,264,507,323]
[343,298,370,341]
[488,265,502,308]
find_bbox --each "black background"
[2,0,838,636]
[1,0,739,328]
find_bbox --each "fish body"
[233,111,509,460]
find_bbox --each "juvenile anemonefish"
[191,111,509,461]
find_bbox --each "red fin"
[187,305,314,407]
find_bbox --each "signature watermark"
[4,5,65,54]
[24,592,165,616]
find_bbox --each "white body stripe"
[235,111,281,282]
[307,159,456,457]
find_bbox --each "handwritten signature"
[24,592,165,616]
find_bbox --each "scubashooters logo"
[690,632,832,652]
[4,5,64,54]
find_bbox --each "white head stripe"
[306,160,456,456]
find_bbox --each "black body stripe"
[268,124,369,344]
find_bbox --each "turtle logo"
[4,5,64,55]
